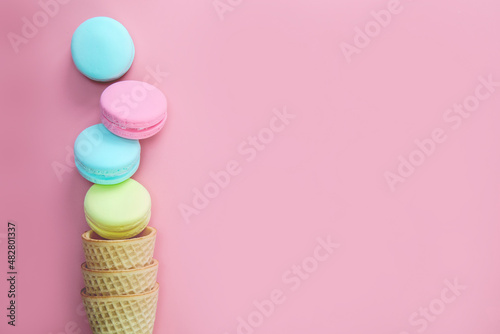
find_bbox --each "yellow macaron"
[84,179,151,239]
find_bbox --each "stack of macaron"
[71,17,166,334]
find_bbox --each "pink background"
[1,0,500,333]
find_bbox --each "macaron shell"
[100,80,167,139]
[71,17,135,82]
[74,124,140,184]
[84,179,151,240]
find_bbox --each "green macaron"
[84,179,151,239]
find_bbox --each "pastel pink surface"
[100,80,167,139]
[1,1,500,334]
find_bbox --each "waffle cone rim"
[81,259,159,274]
[82,226,156,244]
[81,282,159,300]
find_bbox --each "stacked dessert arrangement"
[70,17,167,334]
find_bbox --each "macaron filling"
[75,156,140,185]
[75,155,139,176]
[100,111,166,132]
[85,208,151,240]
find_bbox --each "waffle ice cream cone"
[82,226,156,270]
[82,259,158,296]
[82,283,159,334]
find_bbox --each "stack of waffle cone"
[80,226,159,334]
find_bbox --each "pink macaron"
[100,80,167,139]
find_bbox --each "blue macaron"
[71,17,135,82]
[74,124,141,184]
